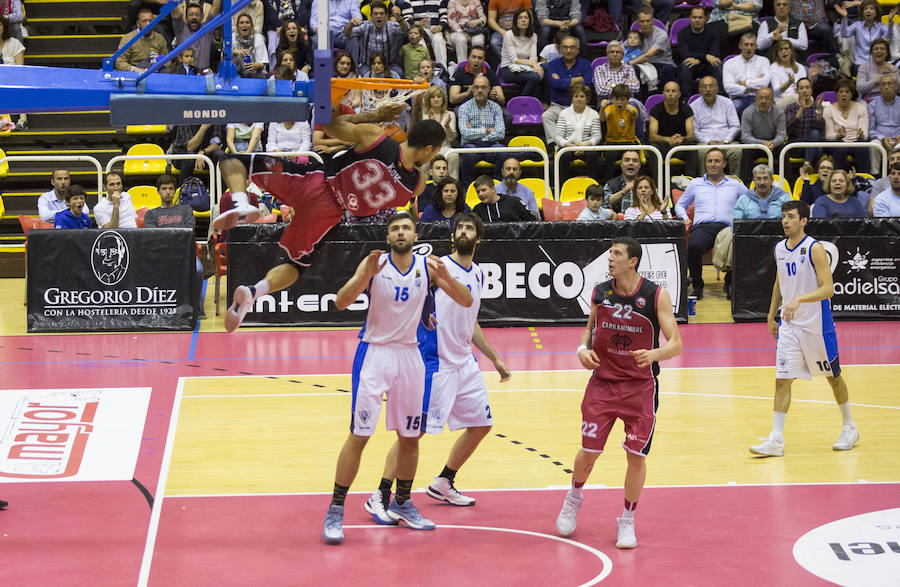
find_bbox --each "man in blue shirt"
[868,75,900,174]
[53,185,93,229]
[543,36,592,148]
[873,162,900,217]
[310,0,362,49]
[496,158,539,217]
[458,75,506,189]
[674,148,744,298]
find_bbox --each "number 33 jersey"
[329,135,422,217]
[361,253,430,346]
[590,278,662,380]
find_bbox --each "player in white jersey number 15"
[750,200,859,457]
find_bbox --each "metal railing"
[0,155,104,209]
[106,153,217,200]
[553,144,663,198]
[778,142,888,179]
[213,151,324,206]
[445,146,550,201]
[664,144,774,198]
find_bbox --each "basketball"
[384,124,406,142]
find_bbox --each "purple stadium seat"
[645,93,665,113]
[806,52,830,65]
[688,93,701,104]
[816,91,837,104]
[507,96,543,125]
[669,18,691,45]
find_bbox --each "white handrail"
[106,153,217,201]
[213,151,325,206]
[445,146,550,200]
[664,144,774,197]
[0,155,104,203]
[553,144,664,198]
[778,141,888,179]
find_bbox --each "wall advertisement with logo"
[26,228,198,332]
[732,219,900,321]
[226,222,688,327]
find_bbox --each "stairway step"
[25,54,107,68]
[28,111,113,130]
[24,0,129,20]
[27,34,122,54]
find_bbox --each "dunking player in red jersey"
[556,237,682,549]
[212,104,446,332]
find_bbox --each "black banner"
[227,221,688,326]
[27,228,197,332]
[732,218,900,321]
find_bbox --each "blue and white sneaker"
[322,504,344,544]
[387,498,436,530]
[365,491,398,525]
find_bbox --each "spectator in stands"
[798,154,835,205]
[592,40,639,103]
[708,0,761,49]
[170,123,224,179]
[628,8,677,87]
[116,8,170,73]
[420,177,470,221]
[94,173,138,229]
[413,59,447,92]
[416,154,451,214]
[740,87,786,181]
[449,46,506,106]
[603,149,642,213]
[233,13,269,78]
[458,75,506,187]
[857,39,900,102]
[233,1,265,34]
[677,7,722,99]
[535,0,585,53]
[624,175,668,220]
[733,164,792,219]
[411,86,458,175]
[812,169,868,217]
[400,26,431,79]
[692,76,741,174]
[598,84,640,180]
[607,0,673,33]
[722,32,770,118]
[273,52,308,81]
[0,13,26,129]
[448,0,488,62]
[873,162,900,216]
[540,29,564,62]
[623,30,643,63]
[545,36,592,149]
[487,0,532,57]
[578,185,614,220]
[472,174,535,221]
[173,47,199,75]
[497,158,540,215]
[226,121,264,153]
[555,83,602,186]
[1,0,24,41]
[333,50,362,110]
[38,169,78,223]
[402,0,450,68]
[823,78,870,172]
[173,1,218,74]
[348,3,406,77]
[785,77,825,167]
[500,9,544,96]
[310,0,360,49]
[649,81,698,177]
[675,148,745,298]
[128,0,175,43]
[770,40,815,110]
[870,147,900,195]
[868,74,900,174]
[836,1,896,74]
[54,185,93,230]
[756,0,807,58]
[266,118,312,154]
[270,19,313,76]
[791,0,835,54]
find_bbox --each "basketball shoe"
[0,499,7,510]
[555,493,582,536]
[616,517,637,548]
[749,436,785,457]
[365,491,398,525]
[426,476,475,506]
[832,425,859,451]
[322,504,344,545]
[212,191,260,232]
[387,499,436,530]
[224,285,255,332]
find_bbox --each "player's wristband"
[576,345,587,353]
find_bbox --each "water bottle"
[243,54,251,74]
[149,50,158,66]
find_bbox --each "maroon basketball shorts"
[580,375,659,456]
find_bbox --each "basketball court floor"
[0,277,897,586]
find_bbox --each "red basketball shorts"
[251,167,343,261]
[580,375,658,456]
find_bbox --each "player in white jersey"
[750,200,859,457]
[322,212,474,545]
[363,213,511,524]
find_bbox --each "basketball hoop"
[330,77,429,108]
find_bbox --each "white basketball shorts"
[775,321,841,380]
[350,342,426,437]
[423,357,493,434]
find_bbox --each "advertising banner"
[227,221,688,326]
[26,228,197,332]
[732,219,900,321]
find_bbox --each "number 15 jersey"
[361,252,430,346]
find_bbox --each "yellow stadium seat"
[465,178,500,209]
[128,185,162,210]
[507,135,547,169]
[124,143,167,175]
[0,146,8,178]
[126,125,169,136]
[0,194,5,218]
[559,177,598,202]
[749,174,791,193]
[792,174,817,201]
[518,177,552,210]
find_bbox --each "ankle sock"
[395,479,413,505]
[772,411,787,441]
[379,477,393,506]
[439,465,457,483]
[838,402,854,427]
[253,279,270,299]
[621,499,637,519]
[331,483,349,506]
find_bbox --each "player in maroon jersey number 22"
[556,237,682,549]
